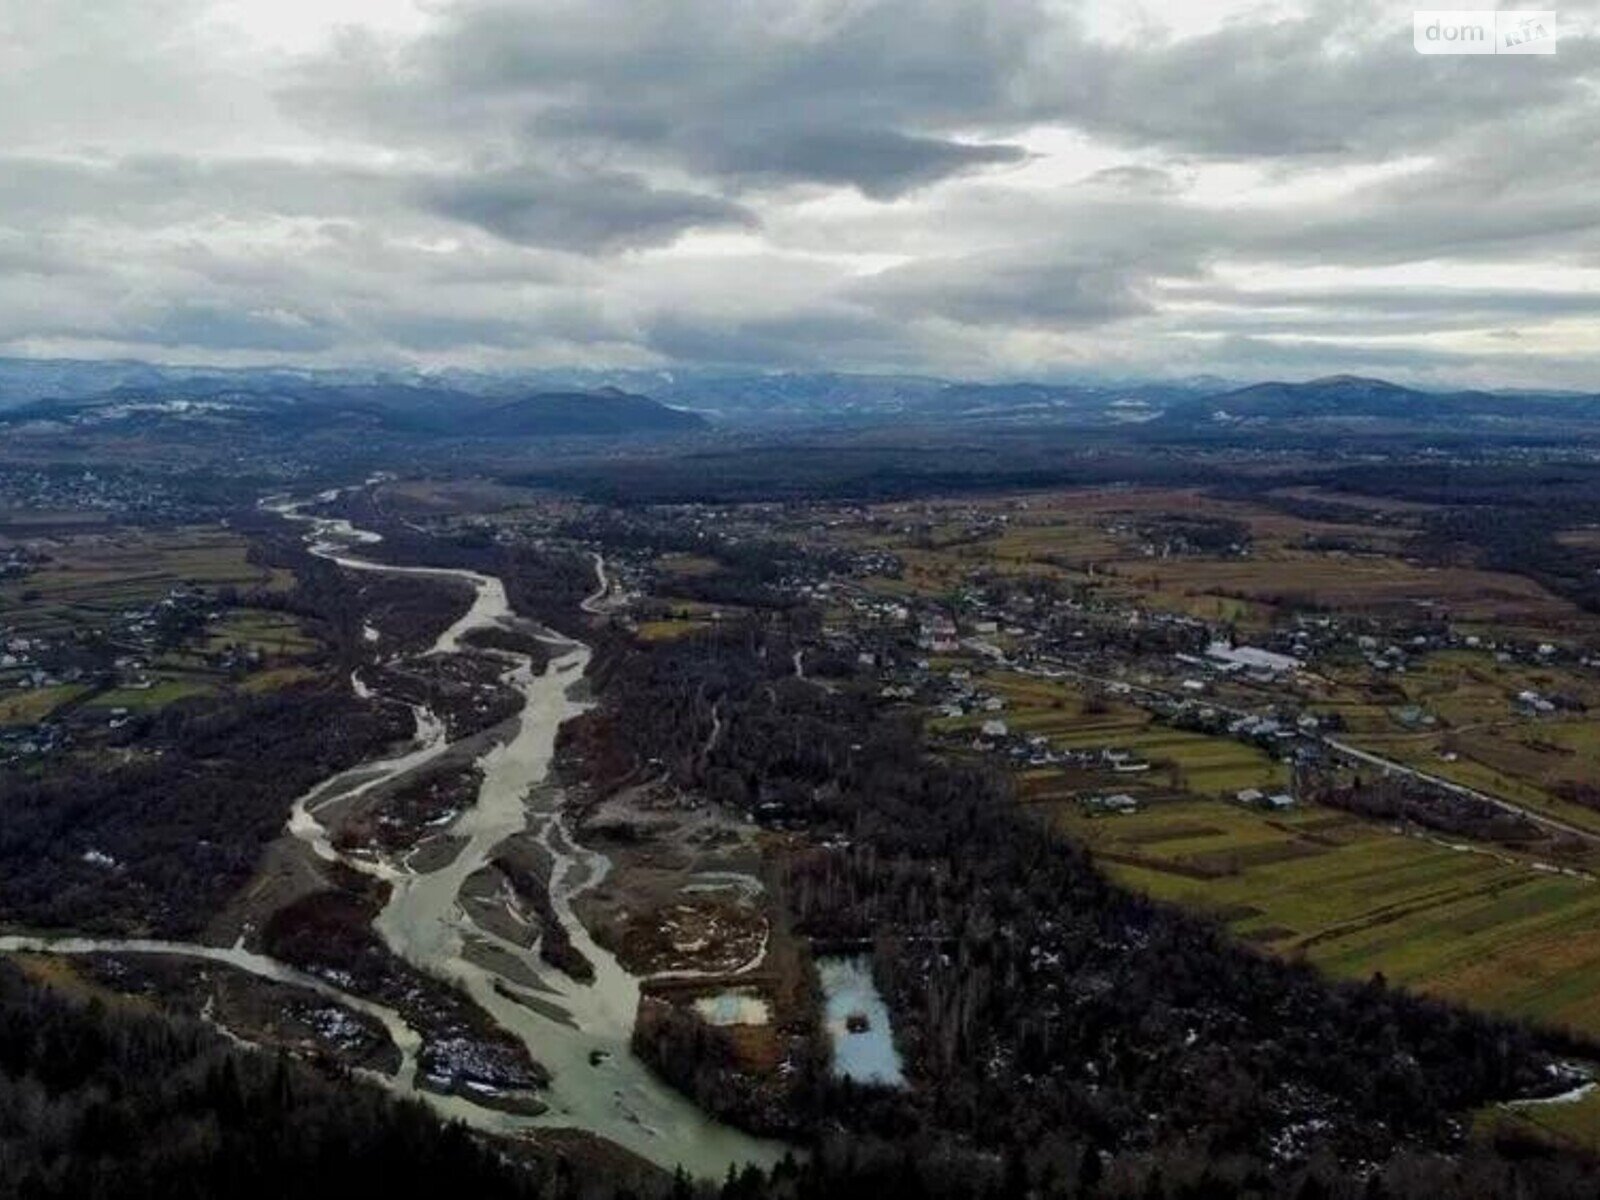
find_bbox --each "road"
[1323,736,1600,846]
[1012,656,1600,849]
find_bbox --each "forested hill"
[0,384,706,443]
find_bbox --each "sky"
[2,0,1599,387]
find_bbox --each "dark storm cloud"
[414,166,757,252]
[0,152,753,258]
[853,251,1170,328]
[290,0,1596,191]
[677,128,1027,201]
[288,0,1043,200]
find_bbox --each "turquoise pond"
[817,955,906,1087]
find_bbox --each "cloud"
[1,0,1598,383]
[679,128,1027,201]
[642,308,923,371]
[1042,2,1597,160]
[1168,283,1600,322]
[135,302,340,352]
[414,165,756,252]
[288,0,1044,199]
[853,251,1169,328]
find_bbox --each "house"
[1516,689,1556,715]
[919,615,960,652]
[980,718,1009,739]
[1236,788,1265,806]
[1206,641,1301,676]
[1087,793,1140,814]
[1265,793,1296,811]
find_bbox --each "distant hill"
[1154,374,1600,435]
[0,357,1228,428]
[905,379,1224,425]
[4,354,1599,440]
[0,383,706,441]
[471,388,705,436]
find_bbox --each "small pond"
[692,989,772,1027]
[816,955,905,1087]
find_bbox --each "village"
[422,484,1600,849]
[442,479,1600,1075]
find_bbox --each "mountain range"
[1152,374,1600,435]
[0,382,706,440]
[0,357,1598,441]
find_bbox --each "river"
[0,488,788,1179]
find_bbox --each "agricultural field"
[203,608,320,659]
[654,552,723,577]
[1045,789,1600,1039]
[0,509,112,530]
[943,670,1289,797]
[373,477,552,518]
[1313,650,1600,837]
[90,605,324,711]
[1480,1089,1600,1156]
[95,676,216,711]
[883,490,1600,1063]
[0,525,283,638]
[0,523,322,723]
[0,683,89,725]
[635,597,739,642]
[635,617,706,642]
[851,487,1593,633]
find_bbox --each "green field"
[1047,791,1600,1038]
[0,684,89,725]
[0,522,320,718]
[203,609,319,657]
[943,671,1289,797]
[1480,1089,1600,1155]
[636,618,704,642]
[94,677,215,712]
[0,527,279,639]
[954,671,1600,1042]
